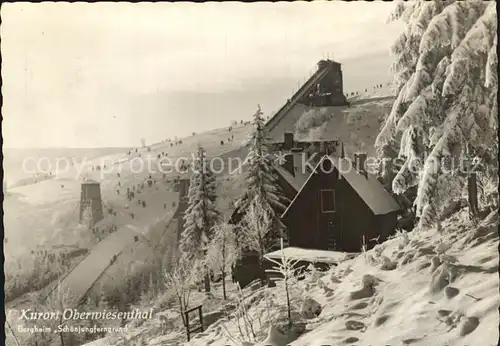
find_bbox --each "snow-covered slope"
[3,123,253,313]
[4,124,252,250]
[280,212,499,346]
[347,82,394,101]
[4,92,392,263]
[82,208,498,346]
[267,97,393,158]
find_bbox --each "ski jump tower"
[79,179,104,227]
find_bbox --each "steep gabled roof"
[281,155,401,217]
[228,157,308,225]
[272,153,310,192]
[273,165,307,192]
[329,156,401,215]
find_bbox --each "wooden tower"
[297,59,349,107]
[79,179,104,227]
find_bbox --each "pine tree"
[237,105,288,248]
[180,145,220,261]
[375,1,497,229]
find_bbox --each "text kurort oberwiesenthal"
[18,308,154,321]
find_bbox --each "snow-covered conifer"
[180,145,220,260]
[237,105,288,245]
[376,1,497,228]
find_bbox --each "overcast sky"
[1,2,402,148]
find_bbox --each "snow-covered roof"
[265,246,357,264]
[281,155,401,217]
[332,156,401,214]
[273,156,310,192]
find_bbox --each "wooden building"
[232,132,401,250]
[230,133,402,288]
[280,151,401,252]
[228,58,399,288]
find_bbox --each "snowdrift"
[82,208,498,346]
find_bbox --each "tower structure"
[79,179,104,227]
[310,59,348,107]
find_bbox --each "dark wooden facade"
[230,139,401,288]
[282,157,399,252]
[228,55,396,287]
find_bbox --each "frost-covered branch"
[205,221,238,300]
[265,238,301,327]
[164,257,198,327]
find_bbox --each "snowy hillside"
[4,124,253,252]
[267,97,394,157]
[346,82,394,101]
[5,2,498,346]
[3,123,253,311]
[81,208,498,346]
[4,92,397,314]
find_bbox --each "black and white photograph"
[2,1,498,345]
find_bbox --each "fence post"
[185,305,204,342]
[199,306,204,332]
[185,309,191,341]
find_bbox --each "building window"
[321,189,335,213]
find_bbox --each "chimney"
[284,132,294,150]
[319,141,325,154]
[354,153,367,178]
[283,154,295,177]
